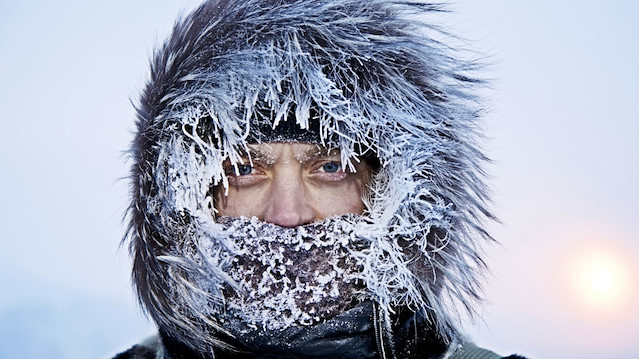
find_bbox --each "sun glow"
[568,246,635,315]
[576,254,626,306]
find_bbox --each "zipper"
[373,302,397,359]
[373,302,386,359]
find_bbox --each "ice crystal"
[209,216,365,329]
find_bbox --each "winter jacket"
[114,330,527,359]
[116,0,527,358]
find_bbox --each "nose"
[263,171,315,227]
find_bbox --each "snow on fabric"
[184,216,364,330]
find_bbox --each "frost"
[205,216,365,330]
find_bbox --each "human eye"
[224,163,253,176]
[317,161,340,173]
[223,161,265,187]
[235,164,253,176]
[310,159,349,182]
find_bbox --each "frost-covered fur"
[127,0,493,355]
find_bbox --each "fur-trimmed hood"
[127,0,493,356]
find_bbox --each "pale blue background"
[1,1,637,358]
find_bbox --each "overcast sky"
[1,1,637,358]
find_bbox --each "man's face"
[214,142,371,227]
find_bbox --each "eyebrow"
[245,148,276,165]
[244,144,341,165]
[294,146,340,165]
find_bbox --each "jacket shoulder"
[112,345,156,359]
[112,335,162,359]
[443,342,528,359]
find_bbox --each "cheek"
[213,185,263,217]
[310,179,366,218]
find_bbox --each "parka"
[115,0,527,358]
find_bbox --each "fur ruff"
[126,0,493,354]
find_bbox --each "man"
[116,0,526,358]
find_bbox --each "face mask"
[205,215,366,330]
[166,214,367,340]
